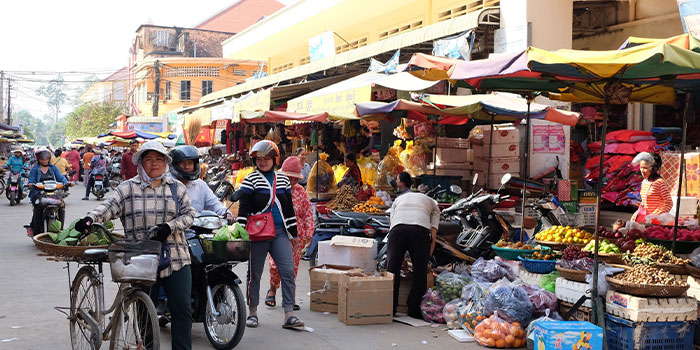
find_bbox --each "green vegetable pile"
[47,219,114,246]
[214,223,250,241]
[438,193,459,204]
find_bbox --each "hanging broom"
[185,114,201,146]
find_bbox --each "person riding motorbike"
[83,150,110,200]
[169,145,234,220]
[26,148,72,236]
[6,148,27,195]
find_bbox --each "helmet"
[35,147,52,161]
[169,145,201,181]
[249,140,280,165]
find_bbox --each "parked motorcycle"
[109,157,122,189]
[89,171,108,199]
[31,179,70,234]
[158,208,246,349]
[6,169,26,206]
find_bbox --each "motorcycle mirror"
[472,173,478,186]
[500,173,512,185]
[449,184,463,195]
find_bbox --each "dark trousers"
[85,174,109,198]
[386,224,431,318]
[30,201,65,235]
[148,265,192,350]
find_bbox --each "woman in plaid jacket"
[76,141,196,350]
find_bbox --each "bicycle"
[56,224,161,350]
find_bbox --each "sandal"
[246,315,259,328]
[265,290,276,308]
[282,315,304,329]
[293,304,300,311]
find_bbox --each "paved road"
[0,184,477,349]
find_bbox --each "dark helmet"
[169,145,201,181]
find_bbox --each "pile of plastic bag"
[420,288,446,323]
[471,258,517,283]
[307,153,337,199]
[435,271,472,302]
[483,279,534,325]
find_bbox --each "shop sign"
[309,31,336,62]
[234,89,271,120]
[287,85,372,115]
[494,23,531,54]
[678,0,700,36]
[532,124,566,154]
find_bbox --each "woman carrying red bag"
[237,140,304,329]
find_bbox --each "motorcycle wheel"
[0,180,5,196]
[203,279,246,350]
[9,191,15,206]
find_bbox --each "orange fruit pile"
[473,315,526,348]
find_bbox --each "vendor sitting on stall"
[632,152,673,223]
[337,152,362,188]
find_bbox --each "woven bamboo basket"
[605,275,689,297]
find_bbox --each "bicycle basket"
[200,238,250,264]
[108,240,161,283]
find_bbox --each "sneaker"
[82,197,89,200]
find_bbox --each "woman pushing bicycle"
[75,140,196,350]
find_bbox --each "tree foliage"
[12,109,48,145]
[65,102,125,140]
[36,75,67,122]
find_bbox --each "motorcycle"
[308,210,390,268]
[158,207,246,349]
[31,179,70,235]
[6,169,26,206]
[109,157,122,189]
[90,171,108,199]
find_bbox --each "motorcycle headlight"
[195,216,223,229]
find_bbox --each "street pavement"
[0,183,479,350]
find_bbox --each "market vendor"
[337,152,362,188]
[632,152,673,223]
[387,172,440,319]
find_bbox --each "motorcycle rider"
[169,145,234,219]
[26,148,72,236]
[6,148,27,196]
[83,150,110,200]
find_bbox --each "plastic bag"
[520,284,558,318]
[444,299,466,329]
[374,141,405,190]
[483,281,534,325]
[473,313,527,348]
[357,155,378,186]
[691,246,700,268]
[539,272,560,293]
[307,153,337,199]
[471,257,517,283]
[526,310,563,345]
[435,271,472,302]
[459,283,488,334]
[558,257,594,271]
[586,263,624,297]
[420,288,446,323]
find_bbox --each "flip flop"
[265,290,276,307]
[246,315,259,328]
[283,315,304,329]
[293,304,300,311]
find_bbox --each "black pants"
[30,201,65,235]
[386,224,431,318]
[85,174,109,198]
[148,265,192,350]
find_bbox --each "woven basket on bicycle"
[33,232,125,260]
[108,240,162,284]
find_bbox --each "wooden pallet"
[559,301,592,322]
[605,290,697,322]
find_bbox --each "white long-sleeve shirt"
[184,178,231,216]
[389,191,440,231]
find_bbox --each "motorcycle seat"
[438,221,462,236]
[83,248,109,262]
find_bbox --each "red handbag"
[246,175,277,242]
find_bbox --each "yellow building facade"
[131,58,263,117]
[222,0,499,74]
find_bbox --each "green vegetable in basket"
[64,237,79,246]
[104,221,114,231]
[48,233,59,243]
[59,240,68,246]
[214,226,234,241]
[98,238,110,245]
[68,229,81,238]
[57,228,70,242]
[67,218,80,231]
[232,222,249,240]
[48,220,62,233]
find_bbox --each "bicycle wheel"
[110,290,159,350]
[70,266,100,350]
[203,280,246,349]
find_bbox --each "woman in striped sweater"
[632,152,672,223]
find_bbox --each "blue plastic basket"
[605,314,695,350]
[517,256,557,274]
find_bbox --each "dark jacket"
[236,169,298,237]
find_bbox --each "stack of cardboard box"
[470,124,521,188]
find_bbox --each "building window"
[233,69,247,76]
[202,80,213,96]
[164,66,219,77]
[180,80,191,101]
[165,81,171,100]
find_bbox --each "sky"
[0,0,295,121]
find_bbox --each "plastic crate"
[605,313,695,350]
[517,256,557,274]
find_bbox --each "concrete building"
[78,67,128,105]
[194,0,286,33]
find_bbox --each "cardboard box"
[533,321,603,350]
[309,265,364,313]
[475,173,517,189]
[435,148,469,164]
[470,124,520,144]
[396,271,435,314]
[318,236,378,272]
[560,200,577,214]
[338,271,394,325]
[472,143,520,158]
[579,190,598,204]
[473,156,520,174]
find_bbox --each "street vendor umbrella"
[449,38,700,326]
[403,53,463,81]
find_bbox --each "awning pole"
[434,118,438,177]
[520,98,532,241]
[591,97,610,327]
[487,113,495,188]
[673,93,690,253]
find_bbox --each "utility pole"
[0,71,4,122]
[152,60,160,117]
[6,78,11,125]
